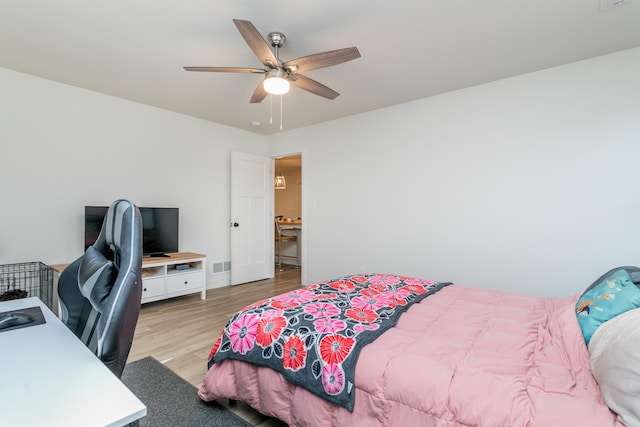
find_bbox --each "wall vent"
[212,262,231,274]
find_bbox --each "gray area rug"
[121,356,251,427]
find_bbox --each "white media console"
[50,252,207,310]
[140,252,207,304]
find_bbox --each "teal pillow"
[576,269,640,345]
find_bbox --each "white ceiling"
[2,1,639,136]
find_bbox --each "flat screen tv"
[84,206,179,257]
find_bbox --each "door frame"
[272,151,304,279]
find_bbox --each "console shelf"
[141,252,206,304]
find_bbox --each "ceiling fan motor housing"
[267,32,286,48]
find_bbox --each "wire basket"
[0,262,53,310]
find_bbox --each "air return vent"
[212,262,231,274]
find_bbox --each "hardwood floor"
[128,265,302,426]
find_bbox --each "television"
[84,206,179,257]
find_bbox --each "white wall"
[3,48,639,298]
[269,48,640,297]
[0,68,267,288]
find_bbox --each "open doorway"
[274,154,302,276]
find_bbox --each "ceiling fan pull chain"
[280,94,283,131]
[270,94,273,125]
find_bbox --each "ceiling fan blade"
[250,82,268,103]
[283,47,360,74]
[233,19,279,67]
[289,74,339,100]
[183,66,265,73]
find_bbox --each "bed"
[198,272,640,426]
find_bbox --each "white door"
[230,151,273,285]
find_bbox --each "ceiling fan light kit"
[264,69,290,95]
[184,19,361,105]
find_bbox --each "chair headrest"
[103,199,136,248]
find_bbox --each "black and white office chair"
[58,199,143,378]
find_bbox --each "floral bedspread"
[207,273,451,410]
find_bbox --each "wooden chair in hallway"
[275,216,299,271]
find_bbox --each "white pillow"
[589,307,640,427]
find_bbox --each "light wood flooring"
[128,266,302,426]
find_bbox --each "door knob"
[232,222,239,227]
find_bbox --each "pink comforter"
[199,285,622,426]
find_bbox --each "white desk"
[0,297,146,427]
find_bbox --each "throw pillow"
[78,246,118,310]
[589,307,640,427]
[576,269,640,345]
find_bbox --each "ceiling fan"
[184,19,361,103]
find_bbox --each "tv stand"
[140,252,207,304]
